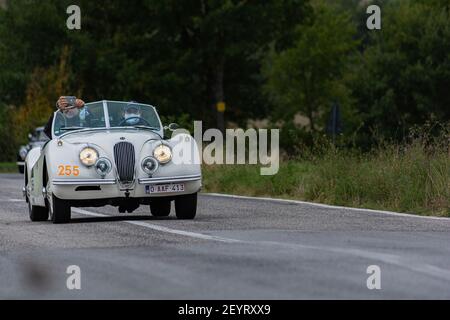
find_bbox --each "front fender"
[25,146,45,206]
[25,147,41,174]
[138,133,201,178]
[45,139,115,182]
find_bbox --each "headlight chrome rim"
[153,144,172,164]
[79,147,99,167]
[141,156,159,174]
[94,158,112,177]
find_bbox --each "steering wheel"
[118,117,151,127]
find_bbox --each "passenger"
[44,96,85,138]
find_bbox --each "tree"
[0,0,69,106]
[349,0,450,143]
[0,0,314,159]
[0,104,15,161]
[145,0,312,128]
[13,47,72,145]
[263,3,358,135]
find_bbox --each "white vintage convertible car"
[23,100,201,223]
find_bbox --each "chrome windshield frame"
[102,100,111,128]
[53,100,163,138]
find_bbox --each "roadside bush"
[203,123,449,216]
[0,104,16,161]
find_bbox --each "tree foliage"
[263,3,358,133]
[13,46,73,145]
[0,0,449,161]
[349,0,450,143]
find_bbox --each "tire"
[28,199,49,222]
[18,165,24,174]
[49,194,71,224]
[175,193,197,220]
[150,198,171,217]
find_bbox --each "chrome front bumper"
[51,174,202,200]
[52,178,116,186]
[52,174,202,186]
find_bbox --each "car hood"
[59,129,162,146]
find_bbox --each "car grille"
[113,142,135,184]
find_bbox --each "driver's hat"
[124,101,140,113]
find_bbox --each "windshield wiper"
[134,125,160,131]
[60,126,85,131]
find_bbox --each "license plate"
[145,183,185,194]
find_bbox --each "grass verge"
[0,162,17,173]
[203,140,449,217]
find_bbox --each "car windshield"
[53,101,161,136]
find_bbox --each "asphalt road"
[0,173,449,299]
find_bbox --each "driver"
[120,102,147,126]
[44,96,85,138]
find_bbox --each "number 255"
[58,165,79,176]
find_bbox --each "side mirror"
[165,123,179,131]
[28,133,33,140]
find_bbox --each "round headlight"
[153,144,172,164]
[141,157,159,174]
[95,158,112,177]
[79,147,98,167]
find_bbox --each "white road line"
[5,194,448,220]
[73,207,450,282]
[203,193,450,221]
[259,240,450,282]
[1,198,24,202]
[71,208,241,243]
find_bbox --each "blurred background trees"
[349,0,450,145]
[262,2,359,150]
[0,0,449,160]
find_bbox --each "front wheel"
[150,198,171,217]
[28,199,49,222]
[49,194,71,224]
[175,193,197,220]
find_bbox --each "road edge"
[202,192,450,221]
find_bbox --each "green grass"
[0,162,17,173]
[203,140,449,217]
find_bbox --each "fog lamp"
[95,158,112,177]
[142,157,159,174]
